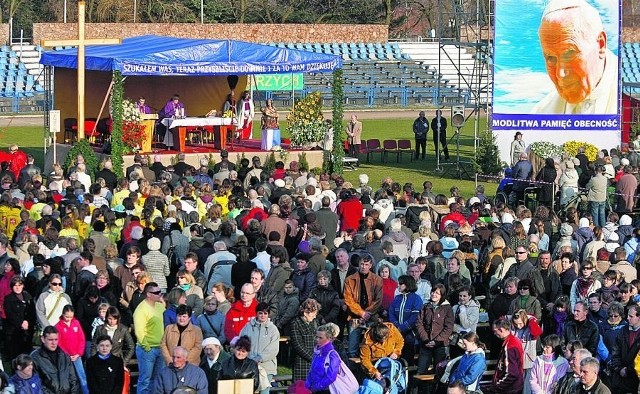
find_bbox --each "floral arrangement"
[563,141,599,162]
[287,91,326,147]
[121,121,146,153]
[529,141,563,159]
[122,99,142,122]
[272,145,288,161]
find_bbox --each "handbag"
[325,350,359,394]
[34,293,64,346]
[522,339,538,369]
[122,369,131,394]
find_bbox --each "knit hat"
[621,158,630,166]
[620,215,633,226]
[274,179,285,188]
[147,237,161,251]
[202,337,221,348]
[579,218,590,228]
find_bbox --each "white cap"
[621,158,630,166]
[469,197,481,206]
[274,179,285,188]
[202,337,222,348]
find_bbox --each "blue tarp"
[40,35,342,76]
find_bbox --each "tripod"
[440,126,473,179]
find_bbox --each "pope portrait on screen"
[530,0,619,114]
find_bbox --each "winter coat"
[75,296,101,339]
[155,363,208,394]
[291,316,318,382]
[305,342,340,392]
[530,354,569,394]
[416,300,454,346]
[55,317,85,357]
[224,299,257,343]
[199,350,231,394]
[360,322,404,378]
[563,318,600,356]
[453,299,481,333]
[8,372,44,394]
[309,285,340,325]
[35,289,71,329]
[30,346,80,394]
[218,356,259,392]
[389,292,422,334]
[599,320,626,362]
[449,348,486,390]
[610,325,640,392]
[161,322,204,365]
[291,267,316,302]
[377,256,407,282]
[274,289,300,334]
[90,323,135,364]
[508,296,542,321]
[85,353,125,394]
[381,231,411,261]
[265,262,293,295]
[239,317,280,375]
[255,284,279,321]
[198,311,226,345]
[440,236,459,259]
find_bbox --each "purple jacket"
[305,343,340,391]
[159,100,184,118]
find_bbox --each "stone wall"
[32,23,388,45]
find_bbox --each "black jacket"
[330,265,357,298]
[218,356,259,391]
[610,325,640,391]
[563,318,599,356]
[200,351,231,394]
[309,285,340,325]
[30,346,80,394]
[3,291,35,335]
[85,353,125,394]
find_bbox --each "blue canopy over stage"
[40,35,342,76]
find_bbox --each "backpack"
[357,379,386,394]
[374,358,406,394]
[166,234,180,270]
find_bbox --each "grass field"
[0,116,500,198]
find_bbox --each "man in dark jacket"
[30,326,80,394]
[578,357,611,394]
[535,251,561,308]
[509,152,533,207]
[431,109,449,161]
[200,337,230,394]
[609,304,640,392]
[315,196,338,248]
[564,301,599,356]
[251,268,279,320]
[413,111,429,160]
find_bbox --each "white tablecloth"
[161,117,234,147]
[261,128,281,150]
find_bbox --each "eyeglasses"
[50,282,62,286]
[519,286,529,290]
[516,251,527,254]
[609,314,620,318]
[582,267,594,270]
[148,290,163,295]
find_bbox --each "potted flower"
[287,92,326,148]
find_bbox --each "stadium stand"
[0,41,638,112]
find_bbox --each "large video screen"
[492,0,621,137]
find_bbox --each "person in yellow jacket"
[360,321,404,380]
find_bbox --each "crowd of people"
[0,140,639,394]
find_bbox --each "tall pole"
[77,0,86,139]
[200,0,204,23]
[134,0,137,23]
[64,0,67,23]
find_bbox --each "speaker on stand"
[441,105,473,179]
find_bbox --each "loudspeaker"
[451,106,465,128]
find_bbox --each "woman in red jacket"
[55,304,89,394]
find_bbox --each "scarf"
[554,311,568,335]
[576,276,595,298]
[520,295,530,310]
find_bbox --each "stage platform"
[44,139,326,174]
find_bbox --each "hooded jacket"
[359,322,404,378]
[389,292,422,334]
[274,288,299,334]
[291,266,316,302]
[239,317,280,375]
[265,261,293,295]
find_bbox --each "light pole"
[64,0,67,23]
[201,0,204,23]
[133,0,137,23]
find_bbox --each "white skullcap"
[579,218,590,228]
[202,337,221,348]
[620,215,633,226]
[621,158,630,166]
